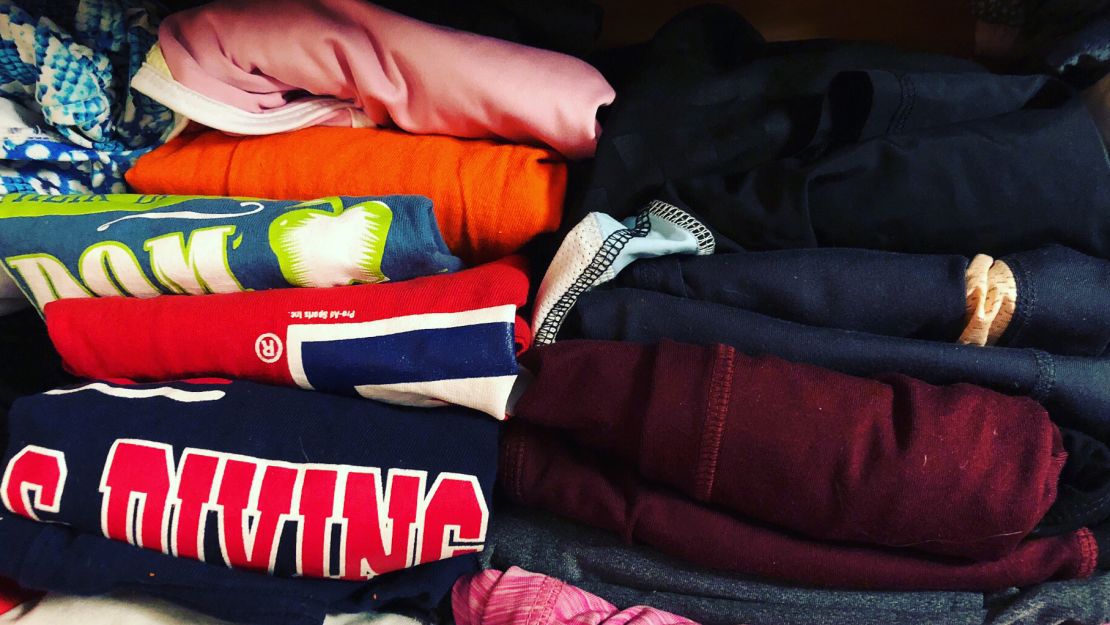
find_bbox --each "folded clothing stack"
[0,192,532,624]
[503,339,1099,591]
[0,379,497,611]
[3,1,1110,625]
[488,5,1110,624]
[0,0,610,620]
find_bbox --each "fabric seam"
[887,73,916,135]
[533,200,713,345]
[696,344,734,501]
[1030,350,1057,403]
[524,573,563,625]
[512,427,527,503]
[1077,527,1098,578]
[1000,255,1034,348]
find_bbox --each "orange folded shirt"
[126,127,567,264]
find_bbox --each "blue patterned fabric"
[0,0,175,194]
[0,123,140,193]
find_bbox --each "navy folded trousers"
[615,245,1110,356]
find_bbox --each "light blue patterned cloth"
[531,200,716,345]
[0,0,176,194]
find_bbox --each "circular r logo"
[255,333,283,364]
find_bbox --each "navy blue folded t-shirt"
[0,513,477,625]
[0,378,499,624]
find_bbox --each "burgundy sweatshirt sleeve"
[499,422,1095,592]
[515,339,1067,561]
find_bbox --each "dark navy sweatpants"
[615,244,1110,356]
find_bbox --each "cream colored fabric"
[0,592,420,625]
[959,254,1017,347]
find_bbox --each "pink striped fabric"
[452,567,704,625]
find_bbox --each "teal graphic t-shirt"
[0,193,463,311]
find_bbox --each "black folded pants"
[615,244,1110,357]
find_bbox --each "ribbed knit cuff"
[1092,524,1110,569]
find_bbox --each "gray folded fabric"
[985,571,1110,625]
[0,593,419,625]
[481,506,988,625]
[484,506,1110,625]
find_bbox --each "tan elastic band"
[959,254,1017,347]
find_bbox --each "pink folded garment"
[133,0,615,159]
[453,568,702,625]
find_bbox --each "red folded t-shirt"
[45,257,530,419]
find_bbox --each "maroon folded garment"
[499,422,1096,592]
[515,340,1067,561]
